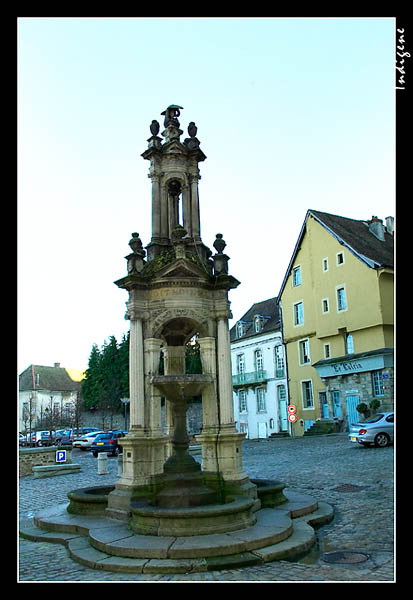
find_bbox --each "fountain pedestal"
[151,375,218,508]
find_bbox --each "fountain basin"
[151,374,214,399]
[67,486,115,515]
[129,495,256,536]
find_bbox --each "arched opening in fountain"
[152,317,218,509]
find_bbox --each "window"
[277,385,286,401]
[239,390,247,412]
[254,316,264,332]
[274,345,285,377]
[301,380,314,408]
[324,343,331,359]
[372,370,384,397]
[257,388,266,412]
[299,339,310,365]
[255,349,264,372]
[293,266,302,286]
[336,252,345,266]
[294,301,304,326]
[336,286,347,311]
[239,422,248,434]
[322,298,329,314]
[322,258,329,272]
[237,354,245,375]
[345,333,354,354]
[237,322,245,337]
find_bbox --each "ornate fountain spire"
[141,104,209,263]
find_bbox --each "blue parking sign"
[56,450,66,463]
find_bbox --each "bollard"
[117,453,123,476]
[97,452,108,475]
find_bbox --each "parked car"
[349,412,394,447]
[19,433,25,446]
[73,430,105,450]
[76,427,101,436]
[55,429,73,445]
[91,431,127,457]
[25,430,56,446]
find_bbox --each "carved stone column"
[129,314,145,431]
[198,336,218,432]
[151,175,161,240]
[216,316,236,428]
[144,338,163,436]
[190,175,201,241]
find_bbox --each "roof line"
[309,211,381,269]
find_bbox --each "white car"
[73,430,105,450]
[25,430,56,446]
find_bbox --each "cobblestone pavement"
[18,434,395,583]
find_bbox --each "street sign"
[287,404,297,414]
[56,450,67,463]
[288,413,298,423]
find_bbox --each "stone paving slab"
[253,521,315,562]
[92,531,176,559]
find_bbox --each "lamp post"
[120,397,130,431]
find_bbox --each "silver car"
[349,412,394,447]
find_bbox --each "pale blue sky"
[18,17,396,372]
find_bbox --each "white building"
[19,363,84,433]
[230,297,289,439]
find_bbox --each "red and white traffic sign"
[287,404,297,414]
[288,413,298,423]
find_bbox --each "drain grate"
[321,550,370,564]
[330,483,368,493]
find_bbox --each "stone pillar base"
[195,429,255,502]
[106,432,169,519]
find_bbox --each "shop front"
[313,348,394,430]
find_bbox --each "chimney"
[385,216,394,235]
[54,362,61,368]
[368,216,385,242]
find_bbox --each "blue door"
[320,392,329,418]
[346,395,360,430]
[332,391,342,418]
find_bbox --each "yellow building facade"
[279,210,394,435]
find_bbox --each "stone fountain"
[19,106,334,574]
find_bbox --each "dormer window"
[254,315,264,333]
[237,321,246,337]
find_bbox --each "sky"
[18,17,396,374]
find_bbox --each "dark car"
[91,431,126,457]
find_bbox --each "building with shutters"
[278,210,394,435]
[230,297,289,439]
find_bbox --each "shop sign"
[314,353,386,379]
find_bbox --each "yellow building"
[279,210,394,435]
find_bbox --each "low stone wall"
[19,446,72,478]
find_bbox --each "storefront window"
[371,370,384,397]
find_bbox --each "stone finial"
[147,120,162,149]
[213,233,226,254]
[212,234,229,275]
[188,122,198,138]
[184,121,201,150]
[150,120,160,137]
